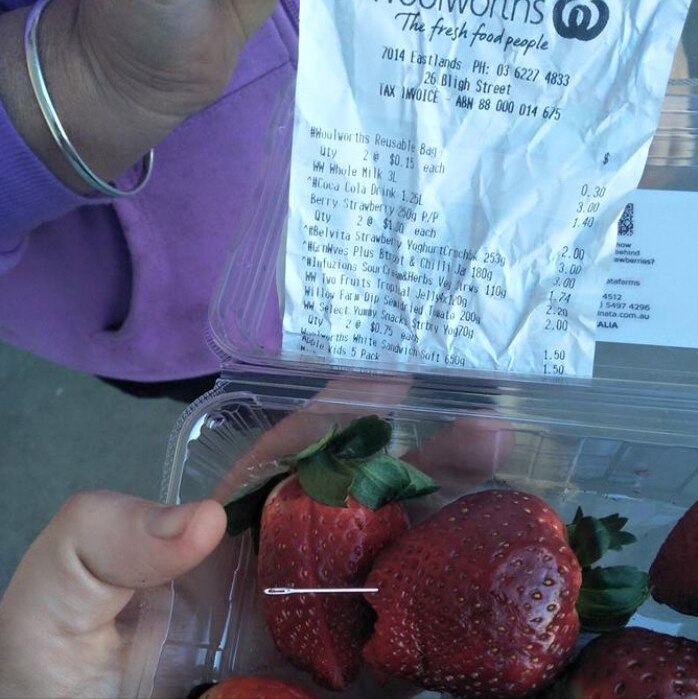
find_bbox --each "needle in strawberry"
[224,416,439,691]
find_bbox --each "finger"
[0,491,226,635]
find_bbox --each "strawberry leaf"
[287,416,391,465]
[291,424,339,462]
[329,415,392,459]
[224,469,289,538]
[350,455,440,510]
[576,565,649,633]
[225,416,439,533]
[297,452,353,508]
[567,508,638,568]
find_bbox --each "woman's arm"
[0,0,276,248]
[0,2,158,194]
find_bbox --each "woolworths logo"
[553,0,610,41]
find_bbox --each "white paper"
[597,189,698,350]
[283,0,690,377]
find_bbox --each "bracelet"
[24,0,154,197]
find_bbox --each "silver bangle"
[24,0,154,197]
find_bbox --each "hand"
[0,491,226,699]
[0,0,278,191]
[75,0,279,128]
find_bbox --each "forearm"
[0,0,178,194]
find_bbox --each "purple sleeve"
[0,95,100,273]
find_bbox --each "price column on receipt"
[282,0,690,377]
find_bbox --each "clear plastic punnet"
[127,373,698,699]
[123,3,698,698]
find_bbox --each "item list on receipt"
[282,0,690,377]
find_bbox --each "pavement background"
[0,341,187,594]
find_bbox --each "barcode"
[618,203,634,236]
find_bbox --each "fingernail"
[146,502,201,540]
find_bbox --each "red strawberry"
[549,627,698,699]
[258,477,407,690]
[224,416,438,691]
[195,675,318,698]
[650,501,698,616]
[363,490,648,698]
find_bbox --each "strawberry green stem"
[224,416,439,547]
[567,508,649,633]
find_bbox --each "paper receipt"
[282,0,690,377]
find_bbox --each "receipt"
[282,0,690,377]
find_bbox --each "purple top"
[0,0,299,380]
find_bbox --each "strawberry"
[224,416,438,691]
[191,675,318,698]
[548,627,698,699]
[363,490,648,698]
[650,500,698,616]
[258,477,407,689]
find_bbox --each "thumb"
[0,491,226,635]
